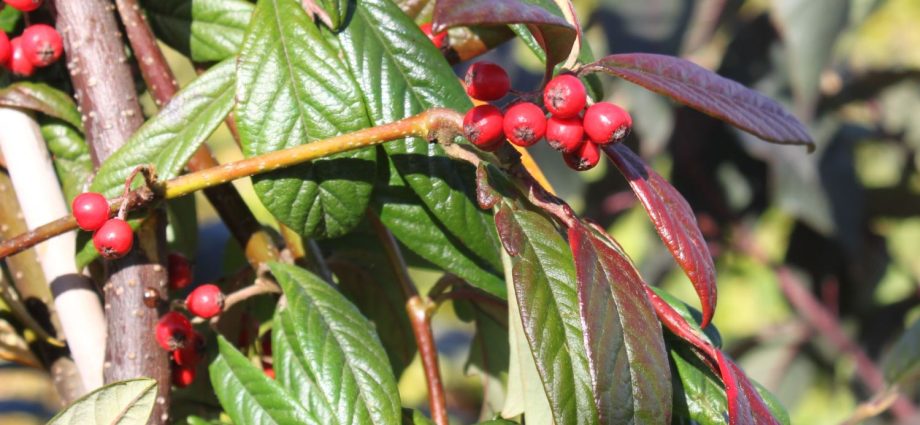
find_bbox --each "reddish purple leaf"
[569,221,671,424]
[604,143,717,327]
[433,0,575,74]
[580,53,814,149]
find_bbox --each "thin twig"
[407,296,449,425]
[367,210,417,299]
[218,277,282,316]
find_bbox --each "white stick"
[0,107,105,392]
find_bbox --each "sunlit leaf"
[47,378,157,425]
[144,0,253,62]
[0,82,82,131]
[41,119,92,204]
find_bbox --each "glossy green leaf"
[41,119,92,205]
[269,262,402,425]
[883,317,920,384]
[144,0,253,62]
[238,0,375,240]
[47,378,157,425]
[317,0,348,29]
[336,0,502,272]
[0,6,21,33]
[91,59,235,198]
[494,205,597,425]
[455,298,509,419]
[211,335,321,425]
[0,82,82,131]
[569,222,671,424]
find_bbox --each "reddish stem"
[407,296,449,425]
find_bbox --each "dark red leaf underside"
[432,0,576,74]
[580,53,814,149]
[569,221,671,424]
[604,143,717,327]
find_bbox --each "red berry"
[563,141,600,171]
[93,218,134,259]
[3,0,41,12]
[463,104,504,150]
[263,365,275,379]
[173,331,203,367]
[545,116,585,154]
[72,192,110,231]
[420,22,446,49]
[172,365,196,388]
[186,284,224,319]
[0,32,10,67]
[156,311,193,351]
[167,253,193,290]
[583,102,632,145]
[21,24,63,67]
[464,62,510,101]
[9,37,34,77]
[503,102,546,147]
[543,74,586,118]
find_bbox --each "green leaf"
[455,299,509,419]
[47,378,157,425]
[41,119,92,205]
[269,262,402,425]
[0,6,21,33]
[336,0,502,272]
[883,317,920,385]
[652,287,722,348]
[210,335,321,425]
[402,409,436,425]
[238,0,376,240]
[166,195,198,256]
[91,59,236,198]
[568,222,671,424]
[144,0,253,62]
[0,82,82,131]
[494,205,597,425]
[317,0,348,30]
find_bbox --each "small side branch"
[407,296,449,425]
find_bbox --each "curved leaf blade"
[238,0,376,239]
[42,119,92,204]
[569,221,672,424]
[581,53,814,148]
[883,317,920,385]
[47,378,157,425]
[91,59,236,198]
[0,82,82,131]
[337,0,502,271]
[269,262,402,425]
[494,205,597,425]
[604,143,718,328]
[144,0,253,62]
[211,335,321,425]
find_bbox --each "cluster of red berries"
[0,22,63,77]
[462,62,632,171]
[72,192,135,259]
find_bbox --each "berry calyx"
[545,116,585,154]
[583,102,632,145]
[185,284,224,319]
[72,192,110,231]
[167,252,193,290]
[463,104,504,150]
[3,0,42,12]
[21,24,63,67]
[503,102,546,147]
[464,62,510,101]
[0,31,11,67]
[172,331,203,367]
[92,218,134,259]
[563,141,601,171]
[156,311,193,351]
[420,23,446,49]
[9,37,34,77]
[172,365,196,388]
[543,74,586,118]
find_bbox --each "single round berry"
[545,116,585,154]
[583,102,632,145]
[0,31,10,67]
[463,104,504,150]
[503,102,546,147]
[167,252,193,290]
[172,331,203,367]
[156,311,193,351]
[186,284,224,319]
[543,74,587,118]
[9,37,34,77]
[3,0,42,12]
[563,141,600,171]
[420,22,446,49]
[172,365,196,388]
[21,24,63,67]
[72,192,110,231]
[464,62,510,101]
[263,366,275,379]
[93,218,134,259]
